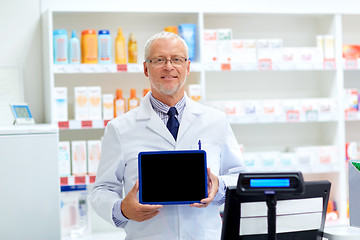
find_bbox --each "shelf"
[60,175,96,187]
[53,63,202,74]
[204,61,335,71]
[58,120,110,129]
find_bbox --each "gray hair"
[144,31,189,60]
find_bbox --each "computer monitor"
[221,180,331,240]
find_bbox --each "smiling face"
[143,37,190,106]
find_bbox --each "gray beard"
[151,77,187,96]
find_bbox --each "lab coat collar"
[136,92,204,146]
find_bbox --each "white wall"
[1,0,360,125]
[0,0,44,123]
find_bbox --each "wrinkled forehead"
[147,38,188,59]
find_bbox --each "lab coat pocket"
[193,143,221,175]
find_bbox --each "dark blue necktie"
[167,107,179,140]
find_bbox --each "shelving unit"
[41,4,360,232]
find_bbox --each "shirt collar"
[149,92,186,115]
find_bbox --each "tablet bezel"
[138,150,208,205]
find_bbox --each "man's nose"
[164,60,174,70]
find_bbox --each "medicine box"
[102,94,114,120]
[74,87,89,120]
[58,141,71,176]
[54,87,68,121]
[71,141,87,175]
[87,140,101,175]
[88,86,102,120]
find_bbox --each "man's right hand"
[121,180,163,222]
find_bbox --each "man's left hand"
[190,168,219,208]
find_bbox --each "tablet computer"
[138,150,208,205]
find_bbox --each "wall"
[0,0,44,123]
[1,0,360,125]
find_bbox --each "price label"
[345,110,358,121]
[323,59,336,70]
[345,58,358,70]
[74,176,86,185]
[306,110,318,122]
[221,63,231,71]
[258,59,272,71]
[117,64,128,72]
[81,120,93,128]
[286,110,300,122]
[58,121,69,129]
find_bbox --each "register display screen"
[250,178,290,188]
[138,150,207,205]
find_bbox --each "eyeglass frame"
[144,57,189,67]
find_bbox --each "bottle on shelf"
[128,33,138,63]
[98,30,111,64]
[115,28,126,64]
[143,88,151,97]
[53,29,68,64]
[114,89,126,117]
[164,26,178,35]
[69,30,80,64]
[128,89,139,111]
[81,29,98,64]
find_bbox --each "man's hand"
[190,168,219,208]
[121,180,163,222]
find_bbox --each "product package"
[74,87,89,120]
[178,24,196,61]
[58,141,71,176]
[217,29,232,63]
[54,87,68,121]
[203,29,218,63]
[188,84,202,102]
[87,140,101,175]
[88,86,102,120]
[102,94,114,120]
[71,141,87,175]
[53,29,68,64]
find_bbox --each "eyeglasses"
[145,57,188,67]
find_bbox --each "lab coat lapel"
[136,94,176,146]
[177,96,203,142]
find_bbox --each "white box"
[188,84,202,102]
[58,141,71,176]
[203,29,218,63]
[231,39,244,63]
[300,98,320,122]
[259,99,284,123]
[344,89,359,111]
[102,94,114,120]
[74,87,89,120]
[257,39,283,69]
[217,29,232,63]
[71,141,87,175]
[323,35,335,60]
[54,87,68,121]
[87,140,101,175]
[88,86,102,120]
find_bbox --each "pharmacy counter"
[0,124,61,240]
[323,225,360,240]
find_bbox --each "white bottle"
[69,30,80,64]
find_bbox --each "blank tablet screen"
[138,150,207,205]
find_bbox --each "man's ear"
[143,61,149,77]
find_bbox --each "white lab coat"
[89,93,246,240]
